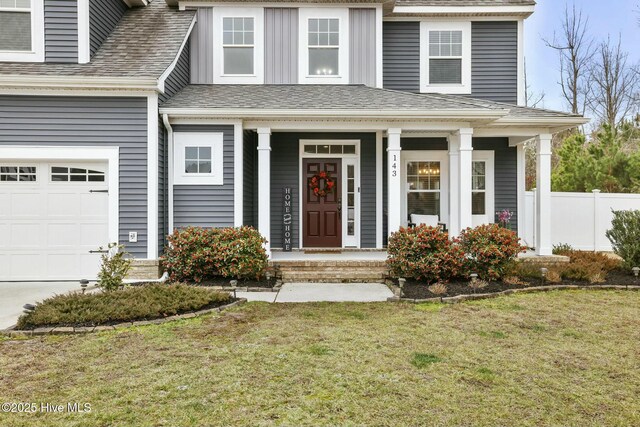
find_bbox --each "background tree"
[586,37,640,128]
[544,4,594,115]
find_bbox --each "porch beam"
[387,128,402,237]
[257,127,272,257]
[535,133,552,255]
[458,128,474,232]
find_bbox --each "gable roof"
[160,84,586,129]
[0,1,195,86]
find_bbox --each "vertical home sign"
[282,187,293,252]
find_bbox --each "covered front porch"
[159,84,588,258]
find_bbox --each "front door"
[303,159,341,248]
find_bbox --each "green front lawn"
[1,291,639,426]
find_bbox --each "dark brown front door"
[303,159,341,248]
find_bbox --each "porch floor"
[270,250,388,262]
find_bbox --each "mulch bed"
[399,269,640,299]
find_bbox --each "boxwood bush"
[162,226,268,283]
[387,225,464,284]
[16,284,232,329]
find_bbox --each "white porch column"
[387,128,402,237]
[448,133,460,236]
[516,143,526,242]
[535,133,552,255]
[257,128,271,256]
[458,128,474,232]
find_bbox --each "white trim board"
[77,0,90,64]
[147,94,159,259]
[0,145,119,246]
[298,139,361,249]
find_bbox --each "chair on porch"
[407,214,448,232]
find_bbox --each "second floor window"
[308,18,339,76]
[0,0,31,52]
[428,30,462,85]
[223,17,254,75]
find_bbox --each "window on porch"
[406,161,441,218]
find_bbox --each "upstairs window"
[308,18,339,76]
[0,0,32,52]
[420,22,471,94]
[223,17,254,75]
[428,30,463,85]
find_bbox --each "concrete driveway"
[0,282,85,329]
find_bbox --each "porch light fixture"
[632,267,640,278]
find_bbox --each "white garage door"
[0,161,109,281]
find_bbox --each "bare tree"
[586,36,640,127]
[524,57,545,108]
[544,4,594,115]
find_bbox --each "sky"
[525,0,639,112]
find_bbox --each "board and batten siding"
[471,21,518,104]
[172,125,235,229]
[0,96,149,258]
[349,8,376,87]
[89,0,127,58]
[44,0,78,63]
[382,137,517,245]
[265,8,298,84]
[382,22,420,92]
[269,133,377,249]
[190,8,214,84]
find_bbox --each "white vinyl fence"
[522,190,640,251]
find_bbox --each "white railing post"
[593,189,601,251]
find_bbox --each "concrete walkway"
[0,281,85,329]
[236,282,394,303]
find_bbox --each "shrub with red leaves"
[458,224,526,280]
[162,226,268,283]
[387,225,464,284]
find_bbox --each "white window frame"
[173,132,224,186]
[298,8,349,84]
[299,140,360,249]
[471,150,495,227]
[419,21,471,94]
[0,0,44,62]
[213,7,264,84]
[401,150,449,228]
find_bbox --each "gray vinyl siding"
[89,0,127,58]
[382,22,420,92]
[349,8,376,87]
[474,138,518,231]
[243,130,258,228]
[44,0,78,63]
[190,8,214,84]
[265,8,298,84]
[160,42,190,104]
[0,95,148,258]
[382,137,517,244]
[158,123,167,255]
[172,125,234,229]
[269,133,377,249]
[471,22,518,104]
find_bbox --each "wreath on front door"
[309,171,335,197]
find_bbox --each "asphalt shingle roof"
[0,1,195,79]
[160,84,581,121]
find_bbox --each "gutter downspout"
[163,114,174,235]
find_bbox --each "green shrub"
[552,243,574,255]
[97,243,132,292]
[16,284,232,329]
[162,226,268,283]
[606,210,640,269]
[458,224,526,281]
[387,225,464,284]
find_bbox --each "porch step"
[270,260,389,283]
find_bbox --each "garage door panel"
[47,192,80,217]
[80,223,109,247]
[47,223,80,247]
[9,253,46,280]
[47,253,81,278]
[81,193,108,217]
[0,194,9,217]
[0,223,8,247]
[10,223,42,247]
[10,193,42,217]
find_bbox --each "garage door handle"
[89,250,109,254]
[90,190,108,193]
